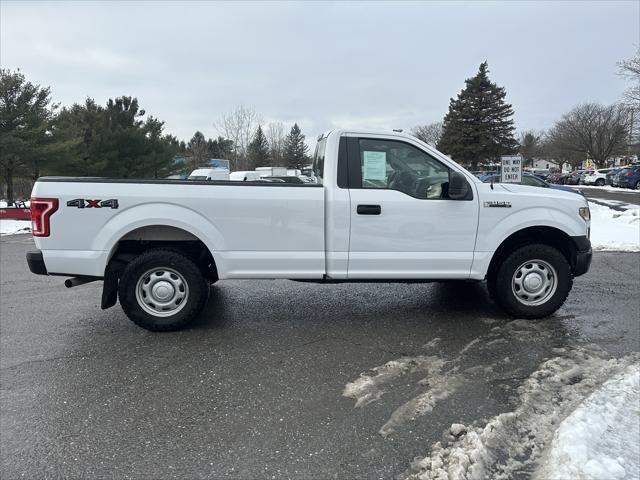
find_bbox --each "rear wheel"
[119,249,209,331]
[595,178,605,186]
[489,244,572,318]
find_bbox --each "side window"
[312,138,327,185]
[357,138,450,199]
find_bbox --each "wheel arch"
[101,223,220,310]
[485,226,579,281]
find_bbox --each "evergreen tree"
[141,116,178,178]
[247,125,270,169]
[53,96,177,178]
[437,62,518,168]
[0,69,59,203]
[187,131,209,168]
[51,98,106,176]
[283,123,309,169]
[208,136,234,160]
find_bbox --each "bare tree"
[265,121,285,166]
[410,121,443,147]
[547,103,631,168]
[215,105,261,170]
[518,130,543,168]
[618,50,640,106]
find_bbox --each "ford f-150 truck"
[27,130,592,331]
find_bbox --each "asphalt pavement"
[1,235,639,479]
[572,185,640,210]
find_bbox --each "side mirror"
[449,171,471,200]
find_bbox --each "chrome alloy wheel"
[511,259,557,306]
[135,267,189,317]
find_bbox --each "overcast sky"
[1,1,638,149]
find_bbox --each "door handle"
[357,204,381,215]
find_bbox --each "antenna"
[392,129,403,133]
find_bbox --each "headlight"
[579,206,590,221]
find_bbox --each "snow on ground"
[345,321,640,480]
[401,347,639,480]
[534,364,640,480]
[589,202,640,252]
[0,219,31,236]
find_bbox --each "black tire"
[595,178,605,186]
[635,180,640,190]
[118,249,209,331]
[490,244,572,319]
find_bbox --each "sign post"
[501,155,522,183]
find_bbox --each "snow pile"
[401,347,639,480]
[0,219,31,236]
[534,364,640,480]
[589,202,640,252]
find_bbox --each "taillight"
[30,198,58,237]
[625,171,634,177]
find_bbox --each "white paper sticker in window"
[363,151,387,181]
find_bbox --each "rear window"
[312,138,327,184]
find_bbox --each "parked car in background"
[577,169,594,185]
[482,173,585,196]
[606,168,622,186]
[524,168,550,180]
[565,170,585,185]
[188,168,230,181]
[582,168,614,186]
[547,172,570,184]
[613,165,640,189]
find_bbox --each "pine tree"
[437,62,518,168]
[283,123,309,169]
[247,125,270,169]
[0,69,59,203]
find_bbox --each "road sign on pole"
[501,155,522,183]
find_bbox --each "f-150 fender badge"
[67,199,119,209]
[484,201,511,208]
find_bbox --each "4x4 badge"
[66,199,119,209]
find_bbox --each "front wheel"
[119,249,209,331]
[489,244,573,319]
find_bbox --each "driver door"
[347,135,478,279]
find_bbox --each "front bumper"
[571,236,592,277]
[27,250,48,275]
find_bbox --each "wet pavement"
[1,235,639,479]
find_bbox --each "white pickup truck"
[27,129,592,331]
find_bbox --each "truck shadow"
[188,280,507,331]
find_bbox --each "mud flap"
[101,260,125,309]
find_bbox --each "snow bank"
[589,202,640,252]
[535,364,640,480]
[0,219,31,236]
[401,347,639,480]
